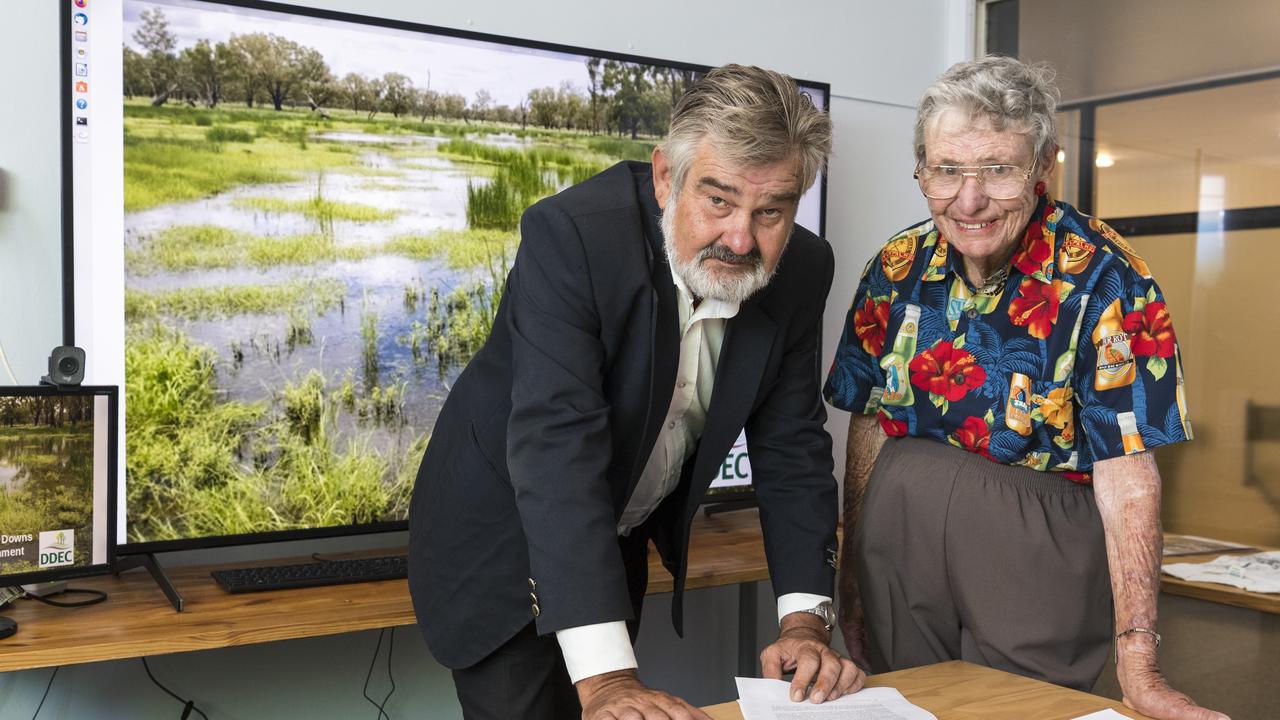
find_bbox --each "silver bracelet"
[1114,626,1161,663]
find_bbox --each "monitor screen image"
[68,0,828,549]
[0,386,117,586]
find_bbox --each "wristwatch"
[796,600,835,632]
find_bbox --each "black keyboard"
[211,554,409,593]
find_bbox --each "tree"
[122,46,147,98]
[472,88,493,123]
[601,61,663,139]
[294,46,336,113]
[527,86,558,129]
[439,93,467,122]
[133,8,179,106]
[226,33,274,107]
[585,57,603,134]
[380,72,413,118]
[340,73,374,115]
[557,81,586,130]
[179,39,230,108]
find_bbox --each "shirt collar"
[926,193,1059,284]
[670,266,741,329]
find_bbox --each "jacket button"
[528,577,536,590]
[531,602,541,617]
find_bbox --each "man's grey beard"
[660,196,778,304]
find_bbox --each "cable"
[362,627,396,719]
[24,588,107,608]
[31,666,58,719]
[141,657,209,720]
[0,338,18,385]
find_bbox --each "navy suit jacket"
[408,161,837,669]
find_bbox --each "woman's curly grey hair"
[914,55,1060,169]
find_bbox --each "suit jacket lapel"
[626,169,681,496]
[684,301,776,507]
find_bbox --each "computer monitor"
[66,0,827,554]
[0,385,117,587]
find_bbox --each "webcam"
[40,346,85,387]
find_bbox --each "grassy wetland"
[119,4,672,542]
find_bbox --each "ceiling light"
[1057,149,1066,163]
[1095,152,1115,168]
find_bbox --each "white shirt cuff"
[555,621,638,684]
[776,592,832,625]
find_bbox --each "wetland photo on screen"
[0,395,96,574]
[121,0,696,542]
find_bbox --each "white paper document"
[735,678,937,720]
[1070,710,1131,719]
[1162,550,1280,593]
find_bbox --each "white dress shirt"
[556,272,832,683]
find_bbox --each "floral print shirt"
[824,194,1192,481]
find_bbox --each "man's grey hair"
[914,55,1061,169]
[661,64,832,197]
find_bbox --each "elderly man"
[408,64,862,719]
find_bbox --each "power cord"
[0,337,19,384]
[362,627,396,719]
[31,666,58,719]
[141,657,209,719]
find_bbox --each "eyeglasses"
[913,164,1034,200]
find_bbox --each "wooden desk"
[1160,540,1279,615]
[0,509,771,674]
[701,660,1151,720]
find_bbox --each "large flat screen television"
[65,0,828,553]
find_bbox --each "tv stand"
[115,552,184,612]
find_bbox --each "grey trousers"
[855,436,1113,691]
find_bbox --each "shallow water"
[124,137,500,461]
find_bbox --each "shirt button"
[966,308,978,319]
[678,381,688,388]
[668,421,676,429]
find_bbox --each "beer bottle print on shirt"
[880,304,920,407]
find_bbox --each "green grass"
[206,126,255,143]
[127,225,377,273]
[124,325,418,542]
[586,136,655,162]
[125,278,347,321]
[233,196,399,222]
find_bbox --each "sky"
[123,0,599,108]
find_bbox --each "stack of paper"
[1163,550,1280,593]
[735,678,936,720]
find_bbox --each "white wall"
[0,0,959,716]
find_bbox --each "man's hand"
[1117,635,1230,720]
[760,611,866,704]
[576,669,711,720]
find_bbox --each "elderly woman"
[825,56,1226,720]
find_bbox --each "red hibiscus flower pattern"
[1011,205,1054,277]
[1007,277,1060,339]
[954,416,993,458]
[853,297,891,356]
[879,412,907,437]
[908,340,986,401]
[1122,301,1176,357]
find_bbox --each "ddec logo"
[38,530,75,568]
